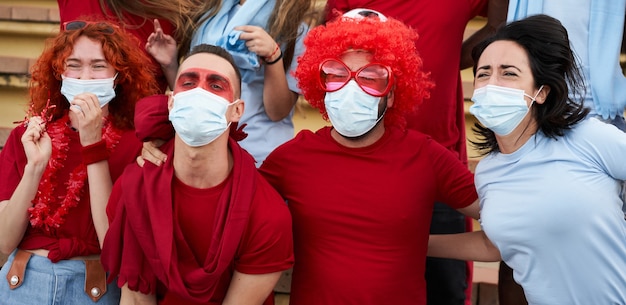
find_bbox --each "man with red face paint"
[101,44,294,305]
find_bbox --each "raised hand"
[146,19,178,69]
[21,116,52,167]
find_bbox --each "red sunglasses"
[318,59,393,97]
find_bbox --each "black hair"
[470,14,589,155]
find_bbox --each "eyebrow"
[500,64,522,72]
[178,71,230,83]
[476,64,522,72]
[206,74,230,84]
[179,71,200,79]
[65,58,108,64]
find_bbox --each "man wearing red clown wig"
[259,9,480,305]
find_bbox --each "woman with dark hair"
[0,20,159,304]
[428,14,626,304]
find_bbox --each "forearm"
[222,271,282,305]
[162,61,179,92]
[0,163,47,254]
[460,26,499,69]
[460,0,509,69]
[86,161,112,248]
[428,231,501,262]
[263,64,298,121]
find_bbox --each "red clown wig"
[29,20,160,130]
[295,11,433,130]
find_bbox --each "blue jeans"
[0,250,120,305]
[426,202,468,305]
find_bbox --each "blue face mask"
[470,84,543,136]
[61,74,117,108]
[324,80,384,137]
[169,87,239,147]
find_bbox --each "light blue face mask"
[324,80,384,137]
[169,87,239,147]
[61,74,117,108]
[470,84,543,136]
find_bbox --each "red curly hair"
[295,15,433,130]
[29,20,160,130]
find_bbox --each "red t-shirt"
[0,123,141,259]
[105,147,294,304]
[57,0,175,91]
[260,127,477,305]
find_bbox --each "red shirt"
[260,127,477,305]
[103,140,294,304]
[0,122,141,260]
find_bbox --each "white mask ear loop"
[530,85,544,102]
[524,85,544,109]
[225,99,241,125]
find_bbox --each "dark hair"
[470,14,589,155]
[184,44,242,97]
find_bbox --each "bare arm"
[0,118,50,254]
[222,271,283,305]
[85,161,112,248]
[120,284,157,305]
[70,93,113,248]
[236,25,298,121]
[460,0,509,69]
[457,199,480,220]
[262,59,299,121]
[428,230,501,262]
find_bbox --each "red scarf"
[103,138,257,302]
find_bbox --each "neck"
[331,121,385,148]
[496,118,538,154]
[173,136,232,188]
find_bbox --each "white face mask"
[169,87,239,147]
[469,84,543,136]
[61,74,117,108]
[324,80,384,137]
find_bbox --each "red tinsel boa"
[28,114,123,232]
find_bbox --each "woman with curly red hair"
[0,20,159,304]
[259,9,479,305]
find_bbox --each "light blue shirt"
[508,0,626,119]
[476,118,626,304]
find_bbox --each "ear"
[167,91,174,111]
[534,85,550,105]
[385,90,395,108]
[228,99,245,122]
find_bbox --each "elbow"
[0,243,17,256]
[267,110,290,122]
